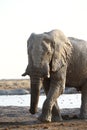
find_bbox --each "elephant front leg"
[39,84,63,122]
[38,68,66,122]
[42,78,62,122]
[80,84,87,119]
[52,101,62,122]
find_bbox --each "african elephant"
[22,29,87,122]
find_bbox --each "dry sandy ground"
[0,106,87,130]
[0,79,87,130]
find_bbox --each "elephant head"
[22,29,72,114]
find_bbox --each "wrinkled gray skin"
[22,29,87,122]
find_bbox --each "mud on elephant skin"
[22,29,87,122]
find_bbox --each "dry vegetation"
[0,79,30,90]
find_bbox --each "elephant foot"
[38,114,51,123]
[52,116,63,122]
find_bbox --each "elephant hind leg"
[80,83,87,119]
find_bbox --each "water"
[0,94,81,109]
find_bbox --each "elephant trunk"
[29,77,41,114]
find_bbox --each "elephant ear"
[51,31,72,72]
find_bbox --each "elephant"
[22,29,87,122]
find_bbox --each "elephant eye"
[47,51,50,55]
